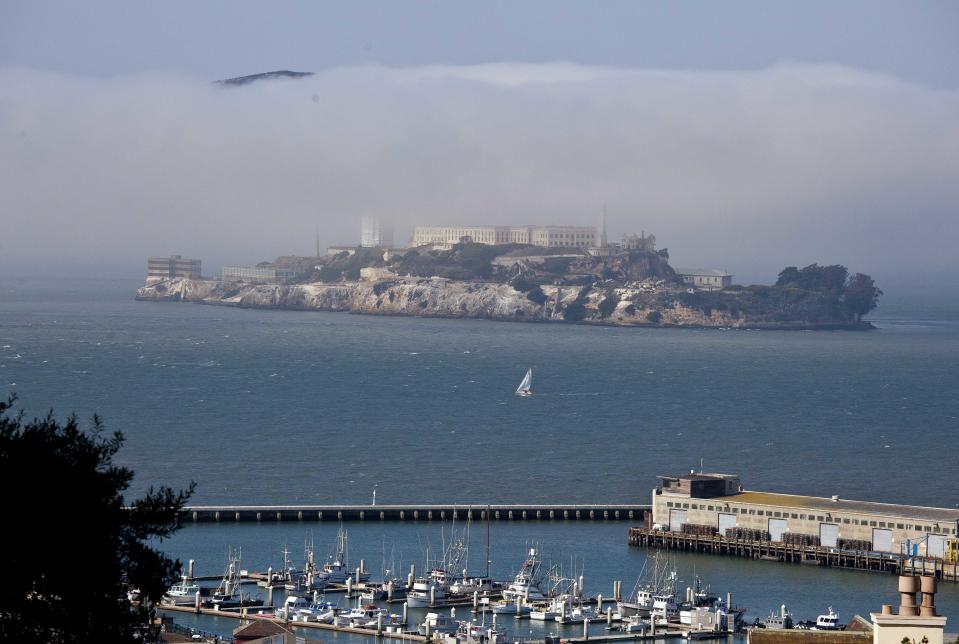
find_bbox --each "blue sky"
[2,1,957,86]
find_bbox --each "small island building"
[147,255,202,281]
[674,268,733,290]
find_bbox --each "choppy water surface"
[2,277,958,634]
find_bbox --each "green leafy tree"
[843,272,882,321]
[0,397,194,642]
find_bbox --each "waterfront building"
[411,225,598,249]
[220,266,297,284]
[652,472,959,559]
[360,216,394,248]
[674,268,733,290]
[147,255,202,281]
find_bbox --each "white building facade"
[360,216,394,248]
[411,225,597,249]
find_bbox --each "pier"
[628,527,959,582]
[181,504,651,523]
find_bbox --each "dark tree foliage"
[843,273,883,320]
[773,264,881,321]
[526,287,547,306]
[0,397,194,643]
[597,289,620,318]
[775,264,848,293]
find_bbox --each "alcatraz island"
[136,219,881,329]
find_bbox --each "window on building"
[791,513,798,519]
[897,524,904,529]
[667,502,673,507]
[879,522,886,527]
[817,516,825,521]
[843,518,850,524]
[707,505,714,511]
[870,521,877,527]
[924,526,931,532]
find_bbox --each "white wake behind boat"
[515,368,533,397]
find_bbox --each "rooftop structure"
[652,473,958,558]
[147,255,201,281]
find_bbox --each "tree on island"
[843,272,883,321]
[776,263,881,321]
[0,396,194,643]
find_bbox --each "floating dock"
[181,504,650,523]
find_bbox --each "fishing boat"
[419,612,460,636]
[619,614,648,634]
[408,530,469,608]
[163,575,201,606]
[295,600,338,624]
[753,604,794,630]
[811,607,843,631]
[316,527,366,585]
[276,595,310,620]
[515,368,533,397]
[500,548,546,602]
[205,547,263,609]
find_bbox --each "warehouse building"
[651,473,959,559]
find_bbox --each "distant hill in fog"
[215,70,313,86]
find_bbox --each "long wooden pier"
[181,504,650,523]
[628,527,959,582]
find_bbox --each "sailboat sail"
[515,368,533,396]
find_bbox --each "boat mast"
[486,504,492,579]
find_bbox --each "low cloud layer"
[1,63,956,288]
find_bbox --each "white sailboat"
[515,368,533,397]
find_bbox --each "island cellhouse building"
[649,472,958,559]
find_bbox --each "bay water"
[2,277,958,637]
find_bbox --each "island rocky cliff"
[135,275,873,330]
[137,244,878,329]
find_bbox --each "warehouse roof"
[713,490,959,524]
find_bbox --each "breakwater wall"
[182,504,650,523]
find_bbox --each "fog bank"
[1,63,956,287]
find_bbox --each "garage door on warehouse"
[669,509,687,532]
[769,518,788,542]
[820,523,839,548]
[718,513,737,536]
[872,528,893,552]
[928,535,948,558]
